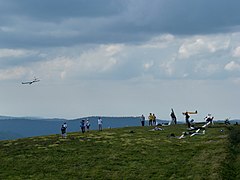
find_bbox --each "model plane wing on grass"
[22,77,40,85]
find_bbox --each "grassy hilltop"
[0,124,240,179]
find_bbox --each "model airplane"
[22,77,40,85]
[182,110,198,115]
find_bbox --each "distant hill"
[214,119,240,124]
[0,117,66,140]
[0,116,169,140]
[0,131,23,140]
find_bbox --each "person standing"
[86,119,90,132]
[98,117,103,131]
[170,109,177,125]
[184,112,191,128]
[80,120,85,133]
[148,113,153,126]
[61,122,67,138]
[141,114,145,126]
[205,114,214,125]
[183,110,197,128]
[153,114,156,126]
[61,125,66,138]
[63,122,68,129]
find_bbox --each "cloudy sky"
[0,0,240,121]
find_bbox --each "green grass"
[221,126,240,180]
[0,124,239,179]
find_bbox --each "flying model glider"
[22,77,40,85]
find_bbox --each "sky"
[0,0,240,121]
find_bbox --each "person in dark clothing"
[61,124,66,138]
[184,112,191,128]
[141,114,145,126]
[170,108,177,124]
[80,120,85,133]
[183,111,197,128]
[153,114,156,126]
[204,114,214,125]
[225,118,230,125]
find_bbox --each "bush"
[229,126,240,145]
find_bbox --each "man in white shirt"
[205,114,214,125]
[98,117,103,131]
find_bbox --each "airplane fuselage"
[22,78,40,85]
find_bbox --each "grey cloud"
[1,0,240,48]
[113,0,240,35]
[0,0,124,21]
[0,0,126,48]
[0,53,41,69]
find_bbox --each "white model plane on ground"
[178,121,211,139]
[22,77,40,85]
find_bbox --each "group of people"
[140,113,158,126]
[148,113,157,126]
[61,110,216,137]
[80,119,91,133]
[61,117,103,137]
[140,109,178,127]
[140,109,215,129]
[183,111,214,128]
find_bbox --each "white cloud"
[160,59,175,76]
[33,44,123,80]
[205,64,221,74]
[232,46,240,57]
[105,44,123,56]
[38,57,74,79]
[178,35,230,59]
[224,61,240,71]
[0,67,26,80]
[194,62,221,75]
[143,61,154,70]
[44,34,234,81]
[0,49,33,58]
[0,33,235,83]
[141,34,175,49]
[178,38,205,59]
[76,44,122,73]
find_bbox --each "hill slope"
[0,124,239,179]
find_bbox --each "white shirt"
[63,123,67,128]
[98,118,102,125]
[86,121,90,126]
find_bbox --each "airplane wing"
[22,81,33,84]
[33,79,40,83]
[182,111,198,115]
